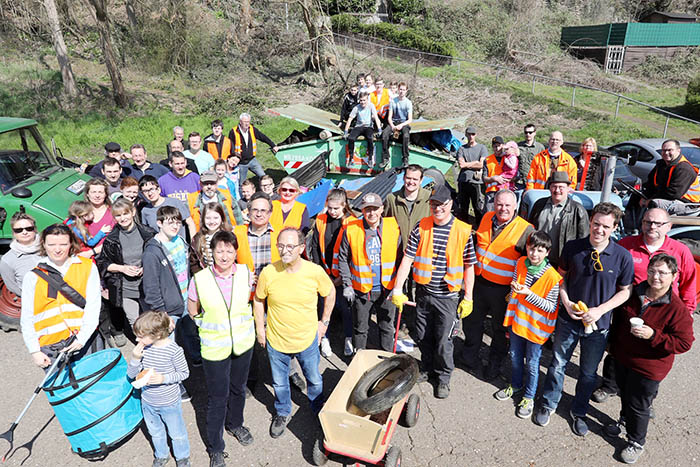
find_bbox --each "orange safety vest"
[316,214,356,277]
[233,125,258,157]
[484,153,506,193]
[371,88,390,119]
[525,149,577,190]
[32,257,93,346]
[345,217,400,293]
[270,200,306,231]
[653,155,700,203]
[186,189,238,230]
[412,217,472,292]
[205,137,232,161]
[475,212,532,285]
[233,224,280,274]
[503,257,562,345]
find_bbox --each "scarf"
[10,237,41,256]
[525,257,549,275]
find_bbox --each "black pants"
[353,289,396,352]
[458,181,483,226]
[202,347,253,454]
[461,277,510,369]
[415,288,458,384]
[599,353,619,394]
[614,360,660,446]
[347,126,375,160]
[381,125,410,164]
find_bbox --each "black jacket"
[228,126,276,164]
[528,196,589,265]
[142,236,189,317]
[340,92,358,124]
[642,156,697,201]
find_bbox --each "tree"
[296,0,337,80]
[43,0,78,98]
[87,0,128,107]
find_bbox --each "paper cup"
[629,317,644,329]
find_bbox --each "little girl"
[127,311,191,467]
[497,141,520,191]
[64,200,111,251]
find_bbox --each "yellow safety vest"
[233,125,257,157]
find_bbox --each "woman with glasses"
[269,177,310,234]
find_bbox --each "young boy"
[343,91,383,167]
[203,119,232,161]
[340,84,359,127]
[497,231,562,418]
[239,179,256,220]
[127,311,191,467]
[259,174,279,201]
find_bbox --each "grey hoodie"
[0,239,42,296]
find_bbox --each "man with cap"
[89,142,133,178]
[186,171,244,229]
[392,184,476,399]
[462,188,535,381]
[527,171,589,268]
[517,124,545,188]
[482,136,508,212]
[456,126,488,226]
[337,193,402,352]
[526,131,577,190]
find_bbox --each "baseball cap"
[200,171,218,184]
[465,126,477,135]
[429,184,451,203]
[359,192,383,209]
[105,142,121,152]
[491,136,504,145]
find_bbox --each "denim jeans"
[142,400,190,460]
[238,157,266,185]
[267,336,324,417]
[509,332,544,400]
[540,317,609,417]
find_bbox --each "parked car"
[561,142,641,193]
[608,138,700,183]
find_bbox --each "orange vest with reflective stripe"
[270,200,306,231]
[371,88,390,119]
[316,214,356,277]
[346,217,400,292]
[503,257,561,345]
[233,125,257,157]
[32,257,93,346]
[485,153,506,193]
[653,155,700,203]
[412,217,472,292]
[205,137,232,160]
[525,149,577,190]
[475,212,531,285]
[187,189,238,230]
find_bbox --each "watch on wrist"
[322,319,330,327]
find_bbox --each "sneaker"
[226,425,253,446]
[570,411,589,437]
[620,440,644,464]
[533,405,553,427]
[107,336,117,348]
[269,415,288,438]
[290,372,306,392]
[494,385,523,401]
[113,333,127,347]
[604,419,626,438]
[320,337,333,357]
[344,337,354,356]
[175,458,191,467]
[180,384,191,403]
[591,387,615,403]
[209,451,227,467]
[152,458,169,467]
[435,383,450,399]
[379,159,390,169]
[517,398,534,419]
[649,405,655,419]
[245,386,252,399]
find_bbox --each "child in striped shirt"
[127,311,191,467]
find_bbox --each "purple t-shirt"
[87,207,115,247]
[158,172,201,204]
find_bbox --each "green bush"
[320,0,375,15]
[687,75,700,119]
[391,0,425,22]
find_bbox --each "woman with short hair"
[269,176,310,234]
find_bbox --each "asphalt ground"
[0,314,699,467]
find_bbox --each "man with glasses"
[254,227,335,439]
[456,126,488,226]
[517,124,545,188]
[392,184,476,399]
[139,175,196,240]
[534,202,634,437]
[259,175,279,200]
[525,131,577,190]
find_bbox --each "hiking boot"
[494,385,523,401]
[604,418,626,438]
[269,415,288,438]
[152,458,169,467]
[344,337,354,356]
[620,440,644,464]
[591,387,616,403]
[113,333,127,347]
[226,425,253,446]
[320,337,333,357]
[209,451,227,467]
[175,458,191,467]
[290,372,306,392]
[533,405,553,427]
[517,398,534,419]
[570,410,589,437]
[435,383,450,399]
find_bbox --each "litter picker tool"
[393,300,415,353]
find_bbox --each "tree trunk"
[43,0,78,98]
[238,0,252,47]
[297,0,336,79]
[125,0,138,31]
[88,0,128,108]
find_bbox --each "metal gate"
[605,46,625,74]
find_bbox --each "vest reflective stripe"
[371,89,390,118]
[412,217,471,292]
[194,266,255,360]
[206,137,232,160]
[474,212,531,285]
[653,155,700,203]
[33,258,93,346]
[346,217,400,293]
[233,224,280,274]
[525,149,577,190]
[317,214,356,277]
[270,200,306,231]
[484,154,505,193]
[503,258,561,345]
[187,189,238,230]
[233,125,257,157]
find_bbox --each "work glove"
[343,286,356,304]
[457,299,474,319]
[391,292,409,310]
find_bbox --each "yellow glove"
[391,292,409,310]
[458,299,473,319]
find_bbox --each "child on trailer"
[64,200,111,253]
[495,231,561,419]
[127,311,191,467]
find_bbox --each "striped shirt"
[405,216,477,296]
[510,263,560,314]
[126,340,189,407]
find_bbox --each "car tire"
[351,354,419,415]
[384,446,401,467]
[311,436,328,466]
[400,393,420,428]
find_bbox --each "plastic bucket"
[43,349,143,459]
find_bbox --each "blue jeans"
[509,332,543,400]
[238,157,266,185]
[142,400,190,460]
[540,317,609,417]
[267,336,324,417]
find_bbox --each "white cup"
[629,317,644,329]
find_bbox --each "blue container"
[43,349,143,459]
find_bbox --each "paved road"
[1,317,699,467]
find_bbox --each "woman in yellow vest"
[20,224,102,368]
[269,177,310,234]
[187,231,255,463]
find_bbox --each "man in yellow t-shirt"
[254,227,335,439]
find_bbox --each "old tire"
[401,393,420,428]
[311,436,328,466]
[384,446,402,467]
[351,354,419,415]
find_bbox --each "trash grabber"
[393,300,415,353]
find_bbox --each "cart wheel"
[311,436,328,466]
[384,446,401,467]
[401,393,420,428]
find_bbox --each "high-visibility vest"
[484,153,505,193]
[653,155,700,203]
[233,125,257,157]
[475,212,531,285]
[186,189,238,230]
[371,88,390,119]
[233,224,280,274]
[346,217,400,293]
[525,149,577,190]
[412,217,471,292]
[193,266,255,360]
[270,200,306,231]
[316,214,356,277]
[205,137,232,160]
[503,257,561,345]
[32,257,93,347]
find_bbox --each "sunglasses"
[280,188,297,193]
[591,250,604,272]
[13,226,36,233]
[524,130,535,134]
